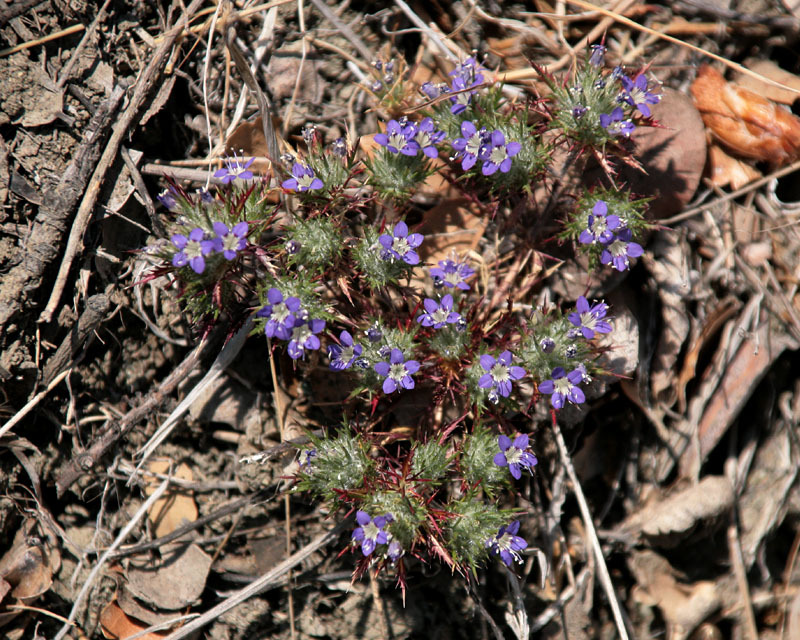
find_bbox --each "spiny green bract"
[364,148,437,202]
[548,59,623,147]
[350,319,419,393]
[411,439,451,483]
[425,322,469,361]
[294,430,373,503]
[363,490,427,550]
[460,427,509,493]
[443,496,511,572]
[352,226,415,289]
[284,216,343,274]
[518,310,593,382]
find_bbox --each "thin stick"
[393,0,457,62]
[53,478,171,640]
[283,0,308,139]
[0,369,71,438]
[728,522,759,639]
[56,0,112,88]
[565,0,800,95]
[662,159,800,225]
[161,523,346,640]
[267,338,296,639]
[0,23,84,57]
[38,0,206,324]
[134,317,254,472]
[551,416,631,640]
[307,0,373,63]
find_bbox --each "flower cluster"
[375,117,445,158]
[578,200,644,271]
[170,221,249,274]
[256,288,326,360]
[282,162,324,192]
[451,121,521,176]
[448,57,485,114]
[479,351,526,403]
[430,257,474,290]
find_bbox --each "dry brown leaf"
[145,461,198,538]
[643,232,691,406]
[737,59,800,106]
[691,64,800,165]
[707,143,762,189]
[125,543,212,611]
[630,550,720,640]
[737,427,797,567]
[620,476,734,545]
[417,198,486,264]
[100,600,169,639]
[0,520,56,628]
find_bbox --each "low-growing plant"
[144,46,660,590]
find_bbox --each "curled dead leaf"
[100,600,169,640]
[620,475,734,546]
[737,59,800,106]
[630,550,720,640]
[145,461,198,538]
[0,520,56,628]
[691,64,800,165]
[125,543,212,611]
[707,143,761,189]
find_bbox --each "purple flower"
[600,228,644,271]
[620,74,660,117]
[331,137,348,157]
[478,351,526,399]
[451,120,487,171]
[481,130,521,176]
[579,200,621,245]
[486,521,527,567]
[599,107,635,137]
[157,186,179,211]
[171,227,215,274]
[256,288,303,340]
[430,257,474,290]
[589,44,606,67]
[378,221,424,265]
[212,221,248,260]
[214,156,255,183]
[413,117,445,158]
[287,318,326,360]
[366,324,383,343]
[449,58,484,114]
[352,511,392,556]
[374,119,420,156]
[281,162,323,192]
[417,294,461,329]
[568,296,613,339]
[387,540,404,562]
[493,434,538,480]
[298,448,316,471]
[328,330,363,370]
[374,348,420,394]
[420,81,449,100]
[538,367,586,409]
